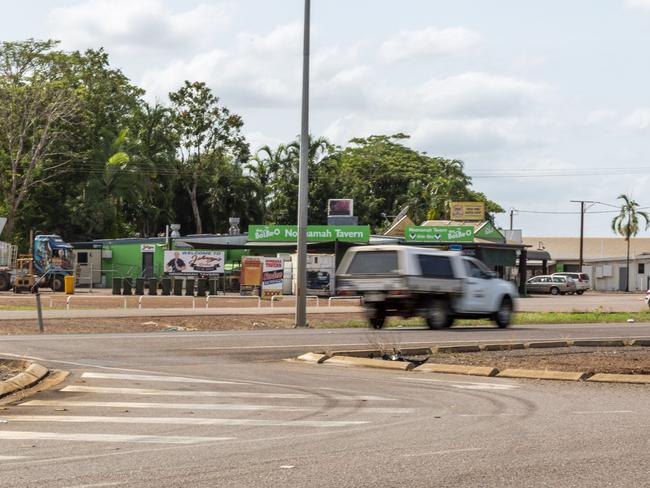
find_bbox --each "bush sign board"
[405,226,474,242]
[248,225,369,243]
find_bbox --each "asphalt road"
[0,323,648,487]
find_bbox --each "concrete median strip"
[296,352,329,364]
[323,356,413,371]
[587,373,650,384]
[497,368,587,381]
[571,339,627,347]
[415,363,498,377]
[524,341,571,349]
[0,361,49,398]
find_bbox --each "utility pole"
[570,200,594,270]
[509,209,515,230]
[295,0,310,328]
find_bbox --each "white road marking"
[4,415,369,428]
[0,455,28,461]
[61,385,395,402]
[62,386,308,399]
[81,372,243,385]
[398,377,518,391]
[0,431,233,444]
[572,410,635,415]
[21,400,412,414]
[402,447,482,457]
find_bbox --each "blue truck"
[0,235,74,292]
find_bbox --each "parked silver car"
[552,272,590,295]
[526,275,577,295]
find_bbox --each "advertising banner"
[163,250,224,274]
[405,226,474,242]
[261,257,284,299]
[249,225,369,243]
[449,202,485,221]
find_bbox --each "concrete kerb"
[293,336,650,383]
[0,360,50,398]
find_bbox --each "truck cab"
[33,235,74,291]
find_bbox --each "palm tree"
[611,194,650,291]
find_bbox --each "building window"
[77,252,88,264]
[639,263,645,275]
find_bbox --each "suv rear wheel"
[494,296,513,328]
[426,298,449,330]
[366,304,386,330]
[550,286,559,295]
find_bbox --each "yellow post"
[64,275,75,294]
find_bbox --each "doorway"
[142,252,154,278]
[618,267,628,291]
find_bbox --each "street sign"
[249,225,370,243]
[405,226,474,242]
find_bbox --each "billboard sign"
[248,225,369,243]
[449,202,485,221]
[141,244,156,253]
[163,250,224,274]
[261,257,284,299]
[405,226,474,242]
[327,199,353,217]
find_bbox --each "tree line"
[0,39,503,249]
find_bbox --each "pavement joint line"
[571,410,635,414]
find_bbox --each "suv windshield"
[347,251,398,274]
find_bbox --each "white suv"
[552,272,590,295]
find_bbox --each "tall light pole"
[295,0,310,328]
[570,200,594,270]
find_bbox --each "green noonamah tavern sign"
[405,225,474,242]
[248,225,370,243]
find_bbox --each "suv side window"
[464,259,485,279]
[417,254,454,278]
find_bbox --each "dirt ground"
[428,347,650,375]
[0,313,367,335]
[0,360,21,382]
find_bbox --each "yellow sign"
[449,202,485,221]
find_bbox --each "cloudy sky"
[5,0,650,236]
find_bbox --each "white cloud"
[379,27,480,63]
[376,72,548,118]
[626,0,650,12]
[584,109,619,126]
[622,108,650,130]
[49,0,231,54]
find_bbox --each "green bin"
[112,277,122,295]
[161,277,171,296]
[185,278,195,296]
[148,278,158,296]
[173,277,183,296]
[135,277,145,296]
[122,277,133,295]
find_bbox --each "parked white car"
[645,289,650,308]
[336,245,518,329]
[552,272,591,295]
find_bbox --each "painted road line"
[62,386,310,399]
[81,372,244,385]
[21,400,413,414]
[3,415,370,428]
[0,455,28,461]
[398,377,519,391]
[61,386,396,402]
[0,431,233,444]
